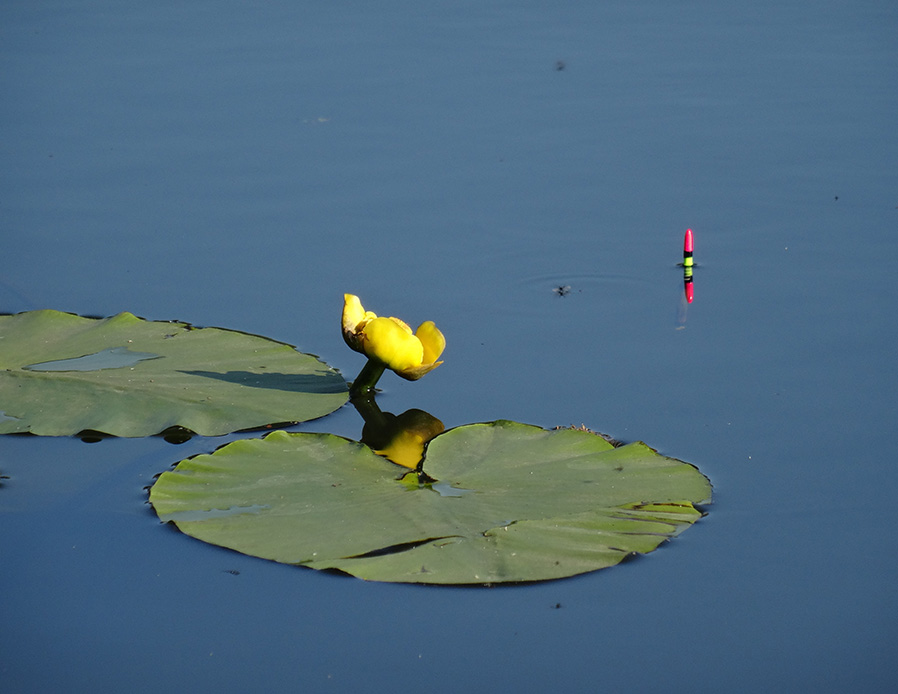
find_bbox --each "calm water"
[2,1,897,691]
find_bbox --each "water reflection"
[351,393,444,470]
[24,346,162,372]
[676,264,695,329]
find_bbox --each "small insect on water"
[553,285,571,297]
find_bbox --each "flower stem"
[350,359,386,397]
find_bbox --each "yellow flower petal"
[342,294,377,353]
[342,294,367,333]
[415,321,446,364]
[393,360,443,381]
[363,317,424,372]
[386,316,414,334]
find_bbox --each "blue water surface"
[2,1,897,692]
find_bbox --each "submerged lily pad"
[149,421,711,584]
[0,310,347,437]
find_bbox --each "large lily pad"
[149,421,711,584]
[0,310,347,437]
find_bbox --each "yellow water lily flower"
[342,294,445,381]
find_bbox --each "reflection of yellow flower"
[342,294,445,380]
[361,408,445,469]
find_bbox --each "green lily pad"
[149,421,711,584]
[0,310,347,437]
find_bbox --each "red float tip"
[684,228,694,253]
[685,281,694,304]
